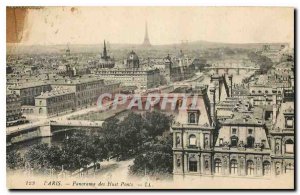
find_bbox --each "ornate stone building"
[269,88,294,176]
[126,50,140,69]
[214,112,272,177]
[98,40,115,69]
[162,52,196,83]
[172,81,294,179]
[171,85,215,178]
[94,50,160,90]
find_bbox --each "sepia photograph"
[5,6,295,189]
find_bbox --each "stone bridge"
[204,64,260,75]
[6,120,104,146]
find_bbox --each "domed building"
[94,49,160,90]
[126,50,140,68]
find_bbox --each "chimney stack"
[209,86,216,126]
[272,87,277,125]
[228,74,233,97]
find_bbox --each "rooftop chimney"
[209,86,216,126]
[228,74,233,97]
[272,87,278,125]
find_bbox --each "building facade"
[94,68,160,90]
[164,52,196,83]
[269,89,294,176]
[172,86,215,177]
[6,92,22,126]
[214,113,272,177]
[94,50,160,89]
[51,75,120,109]
[34,88,76,118]
[8,82,52,106]
[172,82,294,179]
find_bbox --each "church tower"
[102,40,108,59]
[99,40,115,68]
[65,44,70,56]
[142,21,151,47]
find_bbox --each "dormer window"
[230,135,238,147]
[232,128,237,135]
[247,136,255,148]
[219,138,223,146]
[188,112,197,124]
[261,140,266,149]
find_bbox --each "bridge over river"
[6,120,105,146]
[204,64,260,75]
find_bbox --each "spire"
[142,21,151,47]
[66,43,70,56]
[145,21,149,40]
[103,40,107,58]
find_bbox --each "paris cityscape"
[6,7,294,189]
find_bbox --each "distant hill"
[7,41,290,55]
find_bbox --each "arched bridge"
[204,65,260,75]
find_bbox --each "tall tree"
[144,111,172,138]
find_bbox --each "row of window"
[185,134,210,148]
[185,134,270,149]
[251,90,271,94]
[219,135,258,148]
[97,71,154,75]
[6,98,20,103]
[76,86,119,99]
[47,103,75,115]
[21,97,35,105]
[76,82,104,91]
[188,159,272,176]
[231,128,253,135]
[19,86,51,96]
[6,115,21,121]
[6,110,21,115]
[41,94,75,105]
[22,108,34,114]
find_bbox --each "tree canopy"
[7,111,174,176]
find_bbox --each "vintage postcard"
[6,7,294,189]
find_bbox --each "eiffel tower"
[142,21,151,47]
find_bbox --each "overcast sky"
[19,7,294,46]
